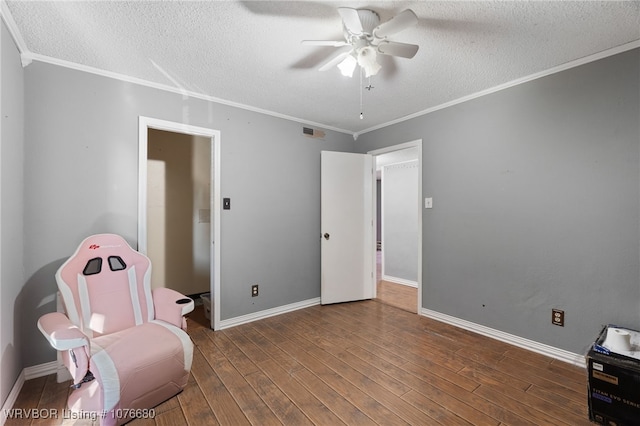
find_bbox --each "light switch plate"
[425,198,433,209]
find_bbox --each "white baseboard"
[1,371,24,426]
[24,361,57,380]
[6,300,584,426]
[381,275,418,288]
[420,308,586,368]
[8,296,322,414]
[219,297,321,329]
[0,362,59,425]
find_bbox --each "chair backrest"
[56,234,155,337]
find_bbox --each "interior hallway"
[375,250,418,313]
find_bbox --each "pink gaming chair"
[38,234,194,425]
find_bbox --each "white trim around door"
[368,139,423,314]
[138,116,221,330]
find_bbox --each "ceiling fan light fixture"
[337,54,357,77]
[305,7,419,78]
[356,46,381,77]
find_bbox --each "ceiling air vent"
[302,127,325,139]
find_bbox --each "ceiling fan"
[302,7,419,78]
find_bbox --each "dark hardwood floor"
[374,250,418,314]
[6,301,591,425]
[376,280,417,314]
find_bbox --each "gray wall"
[1,21,25,406]
[382,160,419,282]
[356,48,640,354]
[21,61,355,367]
[6,32,638,377]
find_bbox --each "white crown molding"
[421,308,587,368]
[21,52,354,137]
[355,39,640,139]
[2,0,347,134]
[0,1,28,54]
[219,297,320,330]
[2,0,637,143]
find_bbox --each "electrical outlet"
[251,284,259,297]
[552,309,564,327]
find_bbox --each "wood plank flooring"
[375,250,418,314]
[6,301,591,425]
[376,280,417,313]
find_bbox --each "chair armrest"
[37,312,89,351]
[38,312,91,385]
[153,288,194,329]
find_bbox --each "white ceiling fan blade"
[373,9,418,39]
[377,41,419,59]
[318,49,352,72]
[302,40,348,47]
[338,7,363,34]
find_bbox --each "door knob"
[323,233,330,240]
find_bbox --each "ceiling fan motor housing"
[309,7,420,74]
[344,9,380,40]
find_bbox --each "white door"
[321,151,375,304]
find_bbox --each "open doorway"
[146,129,211,298]
[369,141,422,314]
[138,117,221,330]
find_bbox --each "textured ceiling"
[4,1,640,136]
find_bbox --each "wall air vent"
[302,127,326,139]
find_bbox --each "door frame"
[138,116,221,330]
[368,139,423,314]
